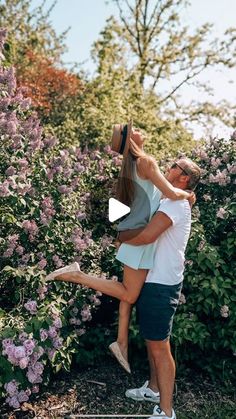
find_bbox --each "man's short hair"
[179,158,201,191]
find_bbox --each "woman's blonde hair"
[116,139,146,206]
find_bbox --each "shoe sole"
[46,262,80,281]
[125,392,160,403]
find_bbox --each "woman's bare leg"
[114,265,147,361]
[53,266,146,304]
[116,301,132,360]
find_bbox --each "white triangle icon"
[109,198,130,222]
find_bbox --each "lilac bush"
[0,28,121,406]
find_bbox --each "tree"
[17,50,82,119]
[74,17,195,158]
[0,1,82,147]
[0,0,68,66]
[110,0,236,131]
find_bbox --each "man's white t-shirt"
[146,198,191,286]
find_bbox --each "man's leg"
[146,342,159,393]
[146,339,175,418]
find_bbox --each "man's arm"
[118,227,144,242]
[119,211,172,246]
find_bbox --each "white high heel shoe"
[45,262,80,281]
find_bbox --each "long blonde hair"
[116,139,146,206]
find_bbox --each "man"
[118,157,201,419]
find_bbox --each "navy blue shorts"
[136,282,182,341]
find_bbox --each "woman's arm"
[137,156,192,200]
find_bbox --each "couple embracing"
[46,121,201,419]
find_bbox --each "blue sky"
[31,0,236,138]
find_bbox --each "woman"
[46,121,194,373]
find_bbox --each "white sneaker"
[148,405,176,418]
[45,262,80,281]
[125,381,160,403]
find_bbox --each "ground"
[0,357,235,419]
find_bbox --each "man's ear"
[180,174,189,187]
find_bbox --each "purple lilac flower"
[7,234,19,248]
[227,163,236,174]
[20,97,31,110]
[15,245,24,255]
[4,380,19,397]
[24,300,37,315]
[74,162,85,173]
[19,357,29,369]
[6,166,16,176]
[0,180,11,197]
[40,196,55,225]
[48,326,57,339]
[2,338,14,349]
[21,253,30,264]
[47,348,56,360]
[52,337,63,349]
[6,396,20,409]
[81,305,92,322]
[216,207,227,219]
[3,248,14,258]
[68,298,75,306]
[37,285,48,300]
[14,346,26,359]
[23,339,35,355]
[22,219,38,234]
[58,185,72,195]
[101,235,113,248]
[30,346,44,364]
[53,317,62,329]
[26,368,43,384]
[88,295,101,306]
[43,135,58,149]
[38,258,47,269]
[75,211,86,220]
[18,332,28,343]
[18,390,30,403]
[39,329,48,342]
[52,254,63,268]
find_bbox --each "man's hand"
[114,239,121,250]
[187,191,196,207]
[119,228,144,243]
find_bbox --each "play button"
[108,198,130,222]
